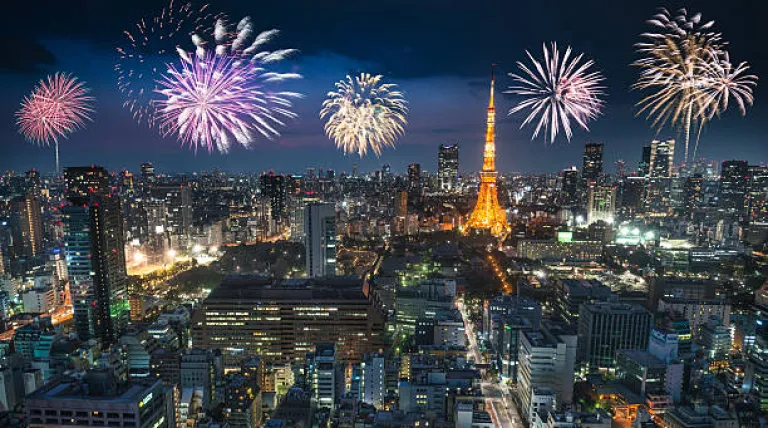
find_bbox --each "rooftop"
[204,276,368,301]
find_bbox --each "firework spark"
[155,52,301,153]
[632,8,756,161]
[16,73,94,173]
[506,42,605,143]
[192,16,298,66]
[116,0,218,127]
[320,73,408,157]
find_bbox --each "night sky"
[1,0,766,175]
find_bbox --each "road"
[459,300,522,427]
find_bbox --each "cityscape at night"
[0,1,766,427]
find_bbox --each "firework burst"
[191,16,298,66]
[633,8,756,161]
[155,52,301,153]
[320,73,408,157]
[506,42,605,143]
[116,0,218,127]
[16,73,94,172]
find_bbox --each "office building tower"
[310,343,339,409]
[619,177,645,215]
[554,279,612,326]
[64,166,110,203]
[407,163,421,197]
[649,139,675,178]
[639,145,652,176]
[719,160,749,214]
[560,167,579,206]
[26,371,174,428]
[518,322,577,422]
[586,185,616,225]
[304,203,336,277]
[616,350,668,398]
[438,144,459,192]
[684,174,704,215]
[63,168,128,345]
[396,191,408,218]
[577,302,652,373]
[181,348,220,408]
[259,172,287,223]
[151,183,193,247]
[748,165,768,223]
[140,162,156,188]
[10,194,43,258]
[191,277,385,365]
[582,142,604,184]
[698,316,731,370]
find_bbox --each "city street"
[459,300,522,427]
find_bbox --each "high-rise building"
[191,277,386,365]
[310,343,339,409]
[582,142,604,184]
[719,160,749,214]
[560,167,579,206]
[396,191,408,218]
[465,68,510,239]
[639,145,652,177]
[63,167,128,345]
[10,194,43,258]
[748,165,768,223]
[361,354,386,409]
[649,139,675,178]
[140,162,156,189]
[151,182,193,246]
[407,163,421,198]
[260,172,287,223]
[438,144,459,192]
[684,174,704,215]
[586,185,616,225]
[744,307,768,411]
[304,203,336,278]
[577,302,652,373]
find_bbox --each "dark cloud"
[0,37,56,73]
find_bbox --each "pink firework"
[17,73,94,145]
[155,51,300,153]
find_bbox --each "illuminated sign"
[139,392,153,408]
[557,231,573,243]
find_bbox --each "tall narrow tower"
[465,67,510,239]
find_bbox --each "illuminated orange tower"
[465,67,510,239]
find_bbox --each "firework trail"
[320,73,408,157]
[16,73,94,173]
[116,0,218,128]
[633,8,756,161]
[506,42,605,143]
[155,52,301,154]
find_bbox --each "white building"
[518,324,577,422]
[312,343,338,409]
[361,354,386,408]
[22,286,55,314]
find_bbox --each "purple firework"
[155,51,300,153]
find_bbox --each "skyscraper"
[582,142,604,184]
[465,68,510,239]
[407,163,421,197]
[684,174,704,216]
[639,145,652,177]
[438,144,459,192]
[260,172,287,223]
[63,166,128,345]
[748,165,768,223]
[720,160,749,214]
[305,203,337,277]
[10,194,43,258]
[586,185,616,225]
[560,167,579,206]
[151,182,193,248]
[649,139,675,178]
